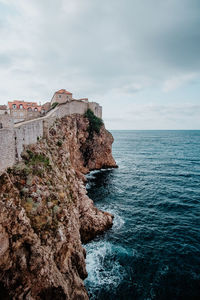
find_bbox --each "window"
[12,104,17,109]
[59,95,62,98]
[27,107,32,111]
[19,104,23,109]
[34,108,38,111]
[0,122,3,129]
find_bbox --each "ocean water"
[84,130,200,300]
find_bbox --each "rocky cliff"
[0,114,117,299]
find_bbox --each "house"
[51,89,73,105]
[51,89,102,118]
[8,100,42,123]
[0,105,8,115]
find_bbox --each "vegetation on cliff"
[0,114,116,299]
[84,109,103,137]
[51,102,58,109]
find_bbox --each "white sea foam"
[85,241,126,290]
[86,168,114,179]
[100,207,125,231]
[85,181,96,190]
[100,168,113,172]
[86,174,96,180]
[113,212,125,231]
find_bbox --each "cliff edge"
[0,114,117,299]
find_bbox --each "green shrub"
[26,150,50,168]
[84,109,103,137]
[57,140,63,147]
[51,102,58,109]
[7,167,12,174]
[13,162,31,176]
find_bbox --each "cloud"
[128,103,200,118]
[105,103,200,129]
[163,73,197,92]
[0,0,199,128]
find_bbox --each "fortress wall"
[68,101,88,115]
[0,100,103,173]
[0,114,14,128]
[88,102,102,118]
[15,119,43,160]
[50,101,88,118]
[0,128,15,174]
[50,103,70,118]
[47,101,102,120]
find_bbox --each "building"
[8,100,42,123]
[51,89,102,118]
[0,105,8,115]
[51,89,73,105]
[41,102,51,115]
[6,89,102,124]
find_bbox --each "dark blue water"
[84,130,200,300]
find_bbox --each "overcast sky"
[0,0,200,129]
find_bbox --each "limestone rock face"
[0,114,117,299]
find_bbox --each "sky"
[0,0,200,129]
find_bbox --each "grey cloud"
[3,1,200,77]
[128,104,200,119]
[0,0,200,121]
[40,0,200,84]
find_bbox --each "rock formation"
[0,114,117,299]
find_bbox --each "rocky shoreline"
[0,114,117,299]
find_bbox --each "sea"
[84,130,200,300]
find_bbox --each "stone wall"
[0,100,103,174]
[50,100,102,119]
[0,115,15,173]
[0,110,7,115]
[88,102,102,118]
[0,114,14,129]
[15,119,43,160]
[0,128,15,172]
[51,101,88,118]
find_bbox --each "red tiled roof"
[55,89,72,95]
[0,105,7,110]
[8,100,42,112]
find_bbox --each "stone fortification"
[15,120,44,161]
[0,100,102,174]
[0,114,117,299]
[50,100,102,119]
[0,115,15,172]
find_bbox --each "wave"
[85,131,200,299]
[85,241,128,299]
[85,241,125,287]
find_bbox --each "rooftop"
[0,105,7,110]
[55,89,72,95]
[8,100,42,111]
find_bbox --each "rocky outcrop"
[0,114,117,299]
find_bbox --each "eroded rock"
[0,114,117,299]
